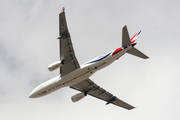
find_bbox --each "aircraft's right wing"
[58,10,80,76]
[70,78,135,110]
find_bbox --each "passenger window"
[42,91,47,94]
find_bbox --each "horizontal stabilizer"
[127,47,149,59]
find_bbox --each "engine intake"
[48,61,62,72]
[71,93,86,102]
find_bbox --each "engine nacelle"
[71,93,86,102]
[48,61,62,72]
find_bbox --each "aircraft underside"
[29,8,148,110]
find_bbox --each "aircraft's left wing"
[58,10,80,76]
[70,78,135,110]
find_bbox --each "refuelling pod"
[71,93,86,102]
[48,61,62,72]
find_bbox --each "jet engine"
[71,93,87,102]
[48,61,62,72]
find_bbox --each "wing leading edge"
[58,11,80,76]
[70,78,135,110]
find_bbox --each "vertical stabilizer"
[122,25,131,48]
[130,30,141,44]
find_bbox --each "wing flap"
[70,78,135,110]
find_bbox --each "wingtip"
[129,107,136,110]
[123,25,127,29]
[61,7,65,12]
[144,56,149,59]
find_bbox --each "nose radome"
[29,92,35,98]
[29,91,38,98]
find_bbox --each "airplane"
[29,8,149,110]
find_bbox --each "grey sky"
[0,0,180,120]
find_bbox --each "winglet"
[62,7,65,12]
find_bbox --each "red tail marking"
[112,47,123,55]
